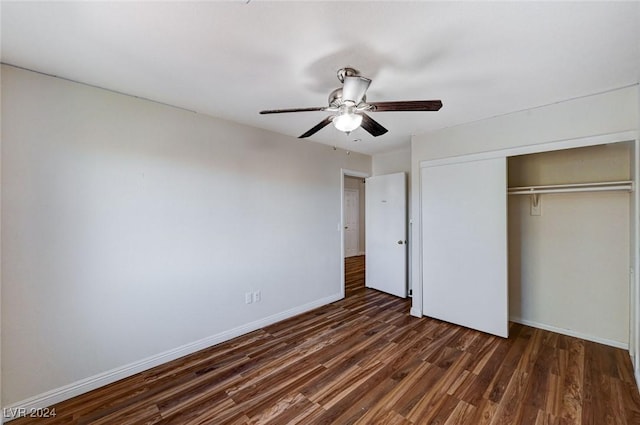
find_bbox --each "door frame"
[341,169,370,299]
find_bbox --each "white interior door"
[365,172,407,298]
[421,157,508,338]
[344,188,359,257]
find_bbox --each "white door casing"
[365,172,407,298]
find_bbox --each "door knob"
[397,240,404,244]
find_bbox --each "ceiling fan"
[260,67,442,138]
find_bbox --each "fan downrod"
[336,67,360,83]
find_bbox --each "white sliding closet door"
[421,157,508,338]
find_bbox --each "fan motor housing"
[328,87,366,108]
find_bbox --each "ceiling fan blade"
[260,106,326,114]
[369,100,443,112]
[342,76,371,104]
[360,113,388,137]
[299,116,333,138]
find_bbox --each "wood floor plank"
[443,399,476,425]
[9,254,640,425]
[472,398,499,425]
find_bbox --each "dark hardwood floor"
[11,255,640,424]
[345,255,365,297]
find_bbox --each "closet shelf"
[508,180,633,195]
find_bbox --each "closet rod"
[508,180,633,195]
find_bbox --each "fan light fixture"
[333,104,362,133]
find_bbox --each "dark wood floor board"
[80,403,162,425]
[398,362,447,421]
[418,368,473,423]
[533,410,558,425]
[300,319,384,367]
[446,399,477,425]
[362,360,435,421]
[458,338,515,406]
[621,381,640,425]
[159,397,241,425]
[556,339,584,424]
[467,338,501,377]
[328,329,393,368]
[485,327,530,404]
[448,329,481,353]
[544,372,564,419]
[310,361,385,409]
[489,369,530,425]
[438,352,475,395]
[380,334,434,375]
[157,385,230,420]
[276,399,325,425]
[419,327,465,364]
[149,329,271,383]
[240,367,327,420]
[10,255,640,425]
[40,376,151,425]
[423,394,467,425]
[472,398,499,425]
[311,362,402,425]
[227,356,317,403]
[167,353,270,402]
[247,391,306,425]
[329,374,400,425]
[405,373,453,424]
[363,409,413,425]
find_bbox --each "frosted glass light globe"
[333,111,362,133]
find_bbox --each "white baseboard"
[510,316,628,350]
[2,293,343,423]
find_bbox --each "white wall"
[0,65,371,407]
[412,87,638,162]
[372,148,410,175]
[411,85,639,329]
[509,192,630,345]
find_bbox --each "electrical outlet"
[253,290,261,303]
[245,292,253,304]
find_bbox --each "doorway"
[507,142,633,348]
[341,170,368,298]
[344,177,365,258]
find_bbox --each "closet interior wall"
[507,142,633,348]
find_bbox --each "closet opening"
[507,141,634,349]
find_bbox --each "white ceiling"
[2,1,639,155]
